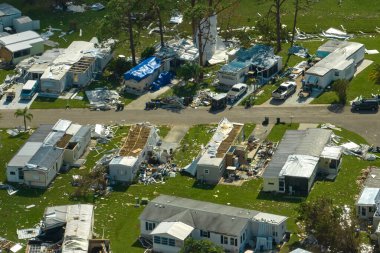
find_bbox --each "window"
[161,237,168,245]
[335,71,339,76]
[204,169,209,174]
[240,236,242,244]
[154,236,161,244]
[243,232,245,241]
[268,182,274,185]
[10,171,15,175]
[361,207,367,216]
[224,236,228,245]
[369,207,374,213]
[169,239,175,247]
[200,230,210,238]
[279,179,285,192]
[145,222,155,231]
[230,238,234,245]
[18,168,24,180]
[234,238,237,246]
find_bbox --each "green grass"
[1,124,379,252]
[30,96,89,109]
[310,91,339,104]
[173,124,215,167]
[266,123,300,142]
[157,125,171,139]
[244,123,256,137]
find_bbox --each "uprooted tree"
[298,197,360,252]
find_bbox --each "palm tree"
[369,64,380,84]
[14,107,33,131]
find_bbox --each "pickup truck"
[227,83,248,103]
[272,81,296,100]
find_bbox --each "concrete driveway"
[0,83,37,109]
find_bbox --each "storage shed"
[12,16,40,33]
[356,187,380,220]
[124,57,161,94]
[0,31,44,64]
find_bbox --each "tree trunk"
[275,0,282,53]
[127,10,137,66]
[290,0,299,48]
[197,22,204,67]
[23,115,27,131]
[155,6,165,47]
[191,0,197,43]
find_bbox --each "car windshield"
[231,88,240,92]
[277,86,288,92]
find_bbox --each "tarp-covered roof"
[279,154,319,178]
[124,57,161,82]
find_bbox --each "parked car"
[289,67,303,80]
[227,83,247,103]
[351,99,379,111]
[272,81,296,100]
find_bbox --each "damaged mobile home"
[304,40,365,88]
[17,40,112,94]
[140,195,288,253]
[195,118,245,184]
[262,128,342,196]
[6,119,91,188]
[218,44,282,87]
[109,123,160,183]
[26,204,111,253]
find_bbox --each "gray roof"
[364,167,380,188]
[70,125,91,143]
[263,129,332,178]
[28,125,54,142]
[27,146,63,170]
[44,131,65,146]
[140,195,287,236]
[357,187,380,206]
[0,3,21,17]
[8,142,42,167]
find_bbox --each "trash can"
[276,117,281,124]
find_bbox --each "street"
[0,104,379,145]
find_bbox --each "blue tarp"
[151,72,173,91]
[124,57,161,82]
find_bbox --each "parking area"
[0,83,38,109]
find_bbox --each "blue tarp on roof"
[235,44,272,62]
[124,57,161,82]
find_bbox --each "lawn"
[1,124,379,252]
[172,124,216,167]
[157,125,171,139]
[30,96,89,109]
[266,123,300,142]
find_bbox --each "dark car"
[351,99,379,111]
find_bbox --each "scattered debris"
[17,228,40,240]
[321,27,353,40]
[0,237,23,253]
[169,13,183,24]
[320,123,342,131]
[365,49,379,55]
[25,204,35,209]
[91,3,105,11]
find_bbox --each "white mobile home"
[0,31,44,65]
[305,41,365,89]
[7,120,91,188]
[40,41,112,94]
[140,195,288,253]
[196,118,244,184]
[109,123,159,183]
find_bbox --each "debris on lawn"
[91,3,105,11]
[320,123,342,131]
[0,237,23,253]
[25,204,35,209]
[6,129,20,136]
[17,227,41,240]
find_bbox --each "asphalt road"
[1,105,379,145]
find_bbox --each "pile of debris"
[86,89,121,110]
[0,182,18,195]
[190,89,219,108]
[139,162,178,185]
[251,141,278,175]
[146,96,186,110]
[0,237,22,253]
